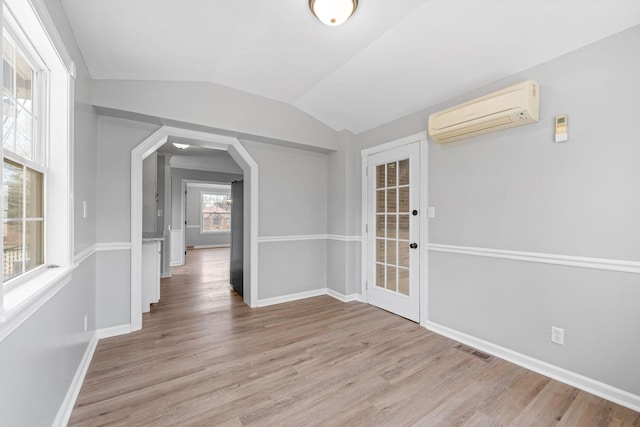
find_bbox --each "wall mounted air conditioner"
[428,80,540,143]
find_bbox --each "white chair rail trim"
[258,234,362,243]
[427,244,640,274]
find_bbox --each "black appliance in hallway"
[230,180,243,295]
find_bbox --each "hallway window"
[201,191,231,232]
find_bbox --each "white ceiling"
[61,0,640,134]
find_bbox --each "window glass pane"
[25,167,43,218]
[386,162,396,187]
[386,239,396,265]
[201,191,231,232]
[16,106,33,159]
[376,164,385,189]
[386,266,397,291]
[386,189,396,213]
[376,189,385,213]
[399,187,410,213]
[376,263,385,288]
[398,243,410,268]
[398,159,409,186]
[375,214,384,238]
[398,268,409,296]
[387,214,397,239]
[3,96,16,151]
[24,219,44,273]
[376,238,385,263]
[398,215,409,240]
[4,159,23,219]
[16,53,33,111]
[3,220,22,281]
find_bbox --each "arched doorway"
[130,126,259,331]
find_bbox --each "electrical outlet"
[83,314,88,332]
[551,326,564,345]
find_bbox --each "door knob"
[409,243,418,249]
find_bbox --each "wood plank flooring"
[69,248,640,426]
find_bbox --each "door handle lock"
[409,243,418,249]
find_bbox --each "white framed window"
[2,29,46,286]
[1,0,73,321]
[201,190,231,233]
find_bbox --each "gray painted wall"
[355,26,640,396]
[92,79,340,152]
[0,0,99,424]
[243,140,327,237]
[0,257,97,426]
[242,140,329,298]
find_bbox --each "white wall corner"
[326,288,363,303]
[97,323,132,339]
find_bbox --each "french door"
[366,142,420,322]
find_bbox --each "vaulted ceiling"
[61,0,640,134]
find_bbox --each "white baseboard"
[257,289,326,307]
[326,288,363,303]
[424,320,640,413]
[53,331,98,427]
[170,262,183,267]
[97,324,132,339]
[191,244,230,249]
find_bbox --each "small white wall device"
[555,114,568,142]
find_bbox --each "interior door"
[367,142,420,322]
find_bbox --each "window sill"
[0,264,76,341]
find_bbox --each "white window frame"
[199,188,231,234]
[2,24,47,290]
[0,0,74,327]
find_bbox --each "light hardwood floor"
[69,248,640,426]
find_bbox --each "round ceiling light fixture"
[309,0,358,26]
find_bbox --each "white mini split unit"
[428,80,540,143]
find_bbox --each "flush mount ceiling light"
[309,0,358,26]
[173,143,190,149]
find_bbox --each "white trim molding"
[258,234,361,243]
[427,244,640,274]
[257,289,326,307]
[97,324,132,339]
[74,244,97,264]
[257,288,364,307]
[327,234,362,242]
[53,332,98,427]
[425,320,640,413]
[132,126,260,333]
[326,288,363,303]
[96,242,132,252]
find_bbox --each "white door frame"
[180,179,234,260]
[131,126,259,332]
[361,131,428,324]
